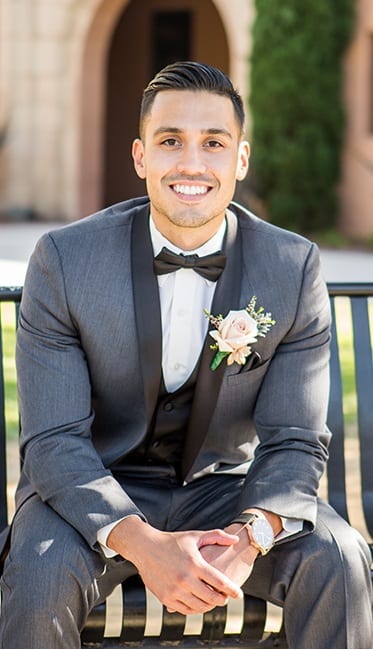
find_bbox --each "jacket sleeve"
[16,234,145,549]
[236,243,332,530]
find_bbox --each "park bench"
[0,282,372,648]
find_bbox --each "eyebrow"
[153,126,233,140]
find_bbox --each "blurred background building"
[0,0,372,239]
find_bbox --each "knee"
[2,527,103,616]
[332,525,372,588]
[298,513,372,591]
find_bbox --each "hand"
[200,523,259,587]
[107,516,243,615]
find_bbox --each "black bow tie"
[153,246,226,282]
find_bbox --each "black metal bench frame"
[1,283,372,648]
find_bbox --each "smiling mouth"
[171,183,211,197]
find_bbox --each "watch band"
[231,513,259,526]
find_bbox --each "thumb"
[198,528,239,549]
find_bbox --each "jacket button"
[163,402,173,412]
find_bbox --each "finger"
[166,588,229,616]
[198,563,243,600]
[198,529,240,549]
[163,571,231,614]
[166,601,217,615]
[174,577,232,611]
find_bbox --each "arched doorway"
[79,0,230,216]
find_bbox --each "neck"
[151,214,226,251]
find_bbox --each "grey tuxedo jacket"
[15,197,331,548]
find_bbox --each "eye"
[162,138,180,147]
[204,140,224,149]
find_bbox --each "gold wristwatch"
[231,512,275,555]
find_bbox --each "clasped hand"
[107,517,258,616]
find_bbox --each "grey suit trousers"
[0,472,372,649]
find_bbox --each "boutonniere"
[204,296,275,371]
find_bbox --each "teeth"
[173,184,208,196]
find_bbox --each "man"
[0,61,371,648]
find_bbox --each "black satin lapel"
[131,205,162,429]
[182,210,243,480]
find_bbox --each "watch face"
[252,518,274,551]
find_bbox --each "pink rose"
[209,309,258,365]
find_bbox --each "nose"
[176,144,207,175]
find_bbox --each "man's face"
[132,90,250,244]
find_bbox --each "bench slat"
[0,307,8,532]
[326,296,349,521]
[0,290,22,532]
[351,296,373,537]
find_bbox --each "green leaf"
[210,351,229,371]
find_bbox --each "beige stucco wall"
[0,0,253,222]
[340,0,373,238]
[0,0,99,220]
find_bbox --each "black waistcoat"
[122,364,199,474]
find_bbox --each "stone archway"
[79,0,131,218]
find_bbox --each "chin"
[168,208,215,228]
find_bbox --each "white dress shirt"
[150,214,226,392]
[97,213,302,555]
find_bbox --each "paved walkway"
[0,221,373,285]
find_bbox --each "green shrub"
[249,0,354,232]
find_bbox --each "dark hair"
[139,61,245,137]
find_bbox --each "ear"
[132,138,146,179]
[236,141,250,181]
